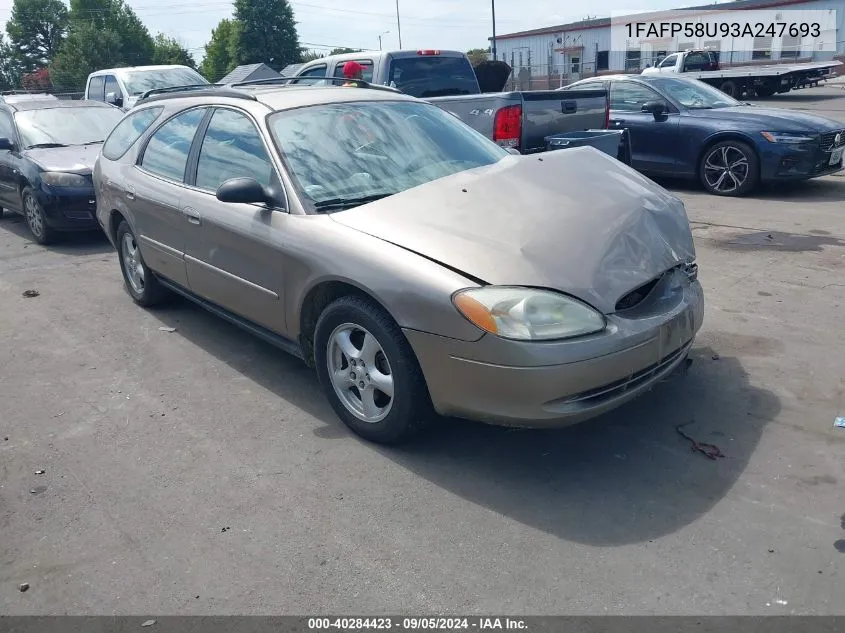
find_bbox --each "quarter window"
[140,108,206,182]
[195,109,274,192]
[103,107,163,160]
[610,82,663,112]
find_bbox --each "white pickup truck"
[641,49,841,98]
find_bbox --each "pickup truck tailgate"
[522,89,607,152]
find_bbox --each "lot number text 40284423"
[307,617,529,630]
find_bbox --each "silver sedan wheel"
[121,232,145,295]
[24,195,43,238]
[326,323,394,423]
[703,145,749,193]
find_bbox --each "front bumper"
[405,277,704,427]
[36,184,100,231]
[760,139,845,180]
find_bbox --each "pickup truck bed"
[431,89,608,154]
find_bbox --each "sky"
[0,0,693,65]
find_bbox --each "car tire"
[22,187,58,245]
[718,80,738,98]
[699,140,759,197]
[755,82,776,98]
[116,220,168,307]
[314,295,433,444]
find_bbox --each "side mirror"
[0,137,14,151]
[105,91,123,108]
[641,100,669,118]
[216,177,278,206]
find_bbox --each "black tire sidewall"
[719,80,737,98]
[699,140,759,196]
[314,296,431,444]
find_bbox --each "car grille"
[820,130,844,152]
[555,341,693,407]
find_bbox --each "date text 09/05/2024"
[625,21,822,39]
[307,618,528,630]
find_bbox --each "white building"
[491,0,845,89]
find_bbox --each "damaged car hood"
[329,148,696,314]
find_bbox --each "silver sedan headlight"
[41,172,89,187]
[453,286,606,341]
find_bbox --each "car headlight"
[41,172,90,187]
[453,286,606,341]
[760,131,818,144]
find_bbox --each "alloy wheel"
[326,323,394,423]
[24,195,43,239]
[121,232,145,295]
[703,145,749,194]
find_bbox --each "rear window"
[387,55,479,98]
[102,107,163,160]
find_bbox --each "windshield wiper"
[26,142,68,149]
[313,193,394,212]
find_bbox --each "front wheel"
[314,296,433,444]
[718,80,738,98]
[699,140,759,197]
[116,220,168,306]
[23,187,57,245]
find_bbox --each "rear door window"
[683,52,714,71]
[332,60,374,82]
[88,76,105,101]
[292,65,327,84]
[140,108,207,182]
[103,107,163,160]
[387,55,479,98]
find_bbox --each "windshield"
[122,68,207,96]
[387,56,479,97]
[652,77,741,109]
[267,100,507,211]
[15,106,125,148]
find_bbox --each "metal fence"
[501,42,845,91]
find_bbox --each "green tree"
[300,50,323,62]
[466,48,490,67]
[49,0,155,90]
[234,0,300,69]
[50,22,121,90]
[328,47,359,56]
[151,34,196,68]
[200,18,240,82]
[6,0,69,74]
[0,34,21,89]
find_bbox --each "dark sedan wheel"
[23,187,57,245]
[700,140,759,197]
[116,220,168,307]
[314,295,433,444]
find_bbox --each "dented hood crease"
[330,147,696,313]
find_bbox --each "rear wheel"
[314,295,433,444]
[755,82,776,98]
[718,80,738,98]
[699,140,759,197]
[116,220,168,306]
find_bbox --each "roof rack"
[136,83,257,104]
[230,76,401,93]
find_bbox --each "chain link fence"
[501,41,845,91]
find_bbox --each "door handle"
[125,186,135,200]
[184,208,201,225]
[610,119,625,126]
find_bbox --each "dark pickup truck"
[290,49,609,154]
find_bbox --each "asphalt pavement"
[1,86,844,615]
